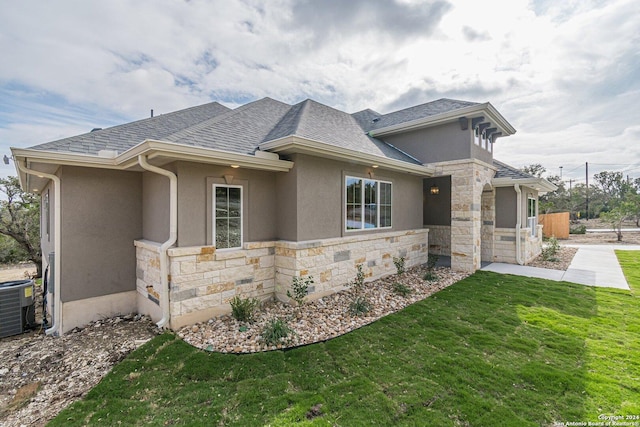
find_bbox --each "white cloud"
[0,0,639,181]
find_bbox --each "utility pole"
[560,166,563,179]
[585,162,589,221]
[569,178,573,219]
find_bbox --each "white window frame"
[527,196,537,237]
[212,184,243,250]
[345,176,392,232]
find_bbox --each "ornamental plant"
[287,275,314,307]
[348,264,370,316]
[229,295,260,323]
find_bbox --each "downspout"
[16,161,62,335]
[138,155,177,329]
[514,183,524,265]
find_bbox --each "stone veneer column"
[433,160,495,273]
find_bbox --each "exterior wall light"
[371,164,379,168]
[230,165,240,169]
[430,185,439,195]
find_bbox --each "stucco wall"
[383,122,471,164]
[423,176,451,225]
[279,154,424,242]
[495,187,517,228]
[142,171,170,242]
[59,166,142,302]
[496,186,538,228]
[174,161,278,247]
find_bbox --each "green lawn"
[51,251,640,426]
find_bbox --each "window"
[527,197,537,236]
[213,185,242,249]
[345,176,392,230]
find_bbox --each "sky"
[1,0,639,184]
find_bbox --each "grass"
[50,252,640,426]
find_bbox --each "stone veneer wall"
[274,229,429,301]
[493,225,543,264]
[134,229,428,329]
[424,225,451,256]
[135,240,163,306]
[432,159,495,272]
[481,189,495,262]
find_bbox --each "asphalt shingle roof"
[165,97,292,155]
[263,99,420,163]
[30,102,231,155]
[493,159,536,179]
[355,98,480,132]
[26,96,493,167]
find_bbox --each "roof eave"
[369,102,516,138]
[260,136,435,176]
[11,141,294,192]
[492,177,557,193]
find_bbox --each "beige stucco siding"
[59,166,142,302]
[175,161,278,247]
[142,171,170,242]
[495,186,538,228]
[278,154,424,242]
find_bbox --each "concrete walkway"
[481,245,640,290]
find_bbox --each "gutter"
[16,161,62,335]
[259,135,435,176]
[514,183,524,265]
[138,155,177,329]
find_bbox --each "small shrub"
[261,317,294,346]
[423,271,438,282]
[427,254,439,271]
[230,295,260,323]
[349,296,371,316]
[541,237,561,261]
[423,254,439,282]
[392,282,412,297]
[393,256,406,275]
[352,264,365,290]
[347,264,371,316]
[287,275,314,306]
[570,224,587,234]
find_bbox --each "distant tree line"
[522,164,640,241]
[0,176,41,275]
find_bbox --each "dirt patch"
[0,282,159,427]
[527,246,578,271]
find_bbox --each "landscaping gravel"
[178,266,470,353]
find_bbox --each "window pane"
[214,185,242,249]
[228,187,241,217]
[380,206,392,228]
[215,187,228,215]
[380,182,392,227]
[346,178,362,230]
[228,218,241,248]
[364,180,377,228]
[215,218,229,249]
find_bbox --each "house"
[11,97,555,334]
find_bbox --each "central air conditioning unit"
[0,279,36,338]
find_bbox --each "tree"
[0,176,41,277]
[521,163,546,178]
[600,200,635,241]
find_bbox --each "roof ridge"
[165,97,284,142]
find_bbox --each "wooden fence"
[539,212,570,239]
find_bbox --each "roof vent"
[90,128,102,132]
[372,118,380,123]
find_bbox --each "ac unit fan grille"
[0,288,23,338]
